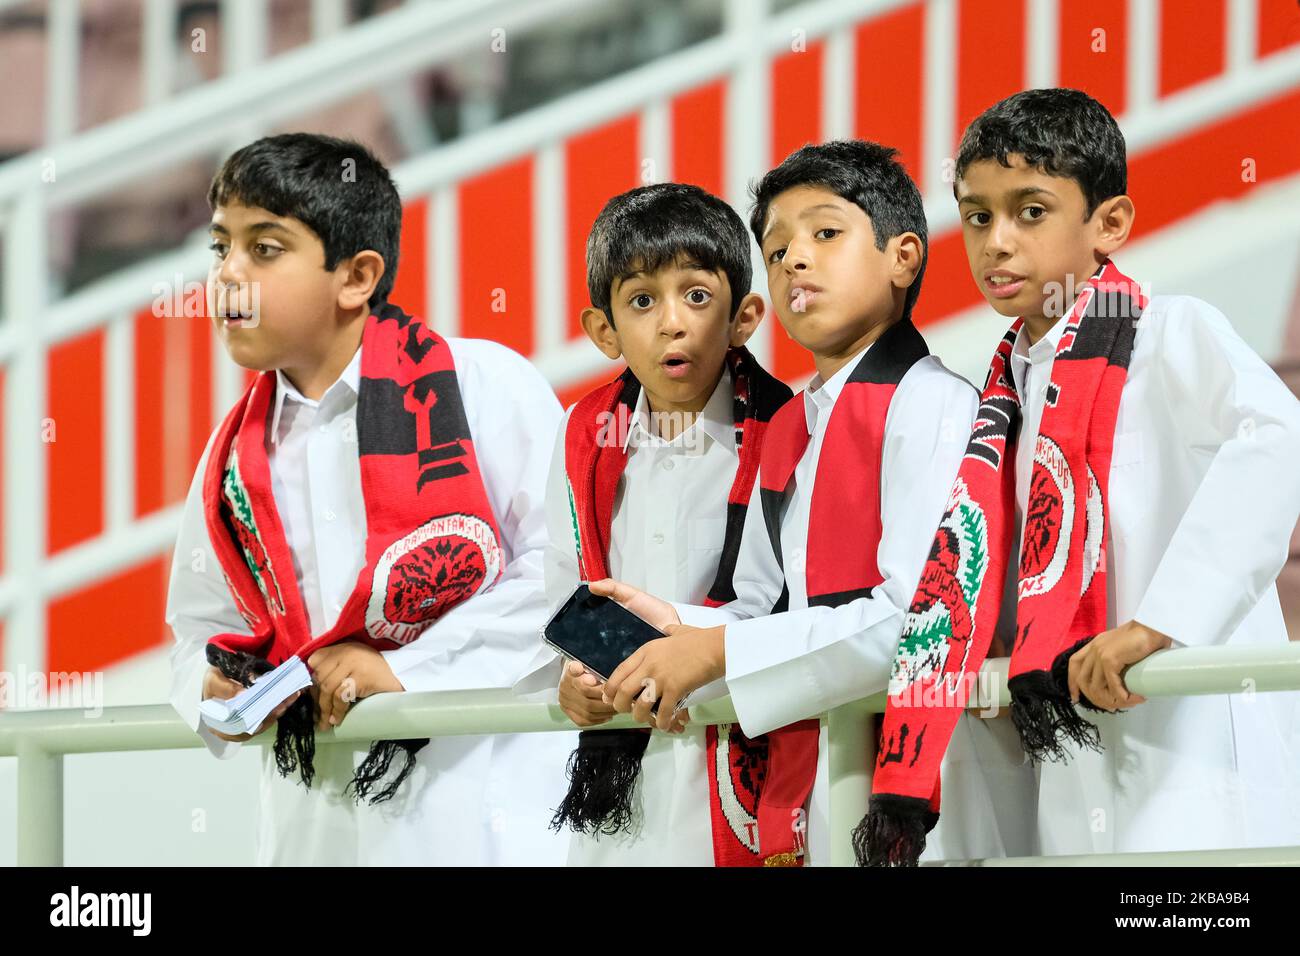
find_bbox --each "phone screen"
[543,584,664,683]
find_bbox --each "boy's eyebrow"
[207,220,296,237]
[957,186,1058,205]
[761,201,847,242]
[614,261,717,286]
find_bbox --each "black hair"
[954,88,1128,218]
[586,183,753,326]
[749,140,928,323]
[208,132,402,309]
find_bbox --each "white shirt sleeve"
[712,367,978,737]
[511,405,577,702]
[380,339,563,693]
[1134,298,1300,646]
[165,429,248,759]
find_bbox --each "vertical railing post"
[826,700,872,867]
[724,0,773,367]
[16,741,64,866]
[4,190,50,721]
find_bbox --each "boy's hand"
[1067,620,1172,711]
[603,624,724,732]
[201,665,301,742]
[307,641,405,731]
[558,660,617,727]
[588,578,681,632]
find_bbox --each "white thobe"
[515,369,738,865]
[166,336,576,865]
[1007,293,1300,856]
[672,342,1025,864]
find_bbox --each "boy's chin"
[980,291,1037,319]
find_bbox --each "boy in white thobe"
[594,143,1024,864]
[167,133,573,865]
[515,183,794,865]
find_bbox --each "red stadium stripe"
[186,318,213,489]
[460,156,536,355]
[47,328,104,554]
[390,194,429,322]
[566,116,640,340]
[47,555,170,673]
[1159,0,1227,98]
[770,39,826,384]
[1258,0,1300,57]
[855,2,925,177]
[955,0,1027,144]
[1058,0,1127,116]
[672,80,725,195]
[771,39,824,166]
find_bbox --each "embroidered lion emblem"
[889,477,987,697]
[365,513,502,645]
[1018,434,1074,600]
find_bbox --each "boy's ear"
[1093,194,1135,258]
[889,232,925,292]
[336,250,386,312]
[580,306,623,360]
[728,292,765,348]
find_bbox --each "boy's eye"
[254,242,284,257]
[964,211,991,227]
[767,247,786,264]
[1019,206,1046,221]
[209,241,228,259]
[815,228,840,240]
[630,293,653,310]
[686,288,712,305]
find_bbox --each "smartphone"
[542,583,664,684]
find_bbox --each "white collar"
[803,341,871,432]
[622,366,736,453]
[270,344,362,444]
[1010,311,1069,397]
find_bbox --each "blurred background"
[0,0,1297,864]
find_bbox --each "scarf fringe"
[205,644,430,801]
[1009,667,1102,763]
[853,794,938,867]
[345,739,429,805]
[272,693,317,788]
[206,644,321,787]
[549,729,650,836]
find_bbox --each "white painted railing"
[0,0,444,145]
[4,645,1300,866]
[3,0,1299,868]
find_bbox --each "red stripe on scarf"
[867,261,1147,866]
[562,346,807,866]
[753,318,932,863]
[201,303,504,667]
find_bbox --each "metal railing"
[4,643,1300,866]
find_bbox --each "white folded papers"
[198,655,312,736]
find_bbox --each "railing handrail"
[4,643,1300,866]
[0,0,603,209]
[5,642,1300,755]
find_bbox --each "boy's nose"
[657,302,688,335]
[782,238,813,272]
[985,217,1015,257]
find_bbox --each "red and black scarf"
[202,301,504,800]
[549,346,809,865]
[750,316,933,863]
[863,261,1145,866]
